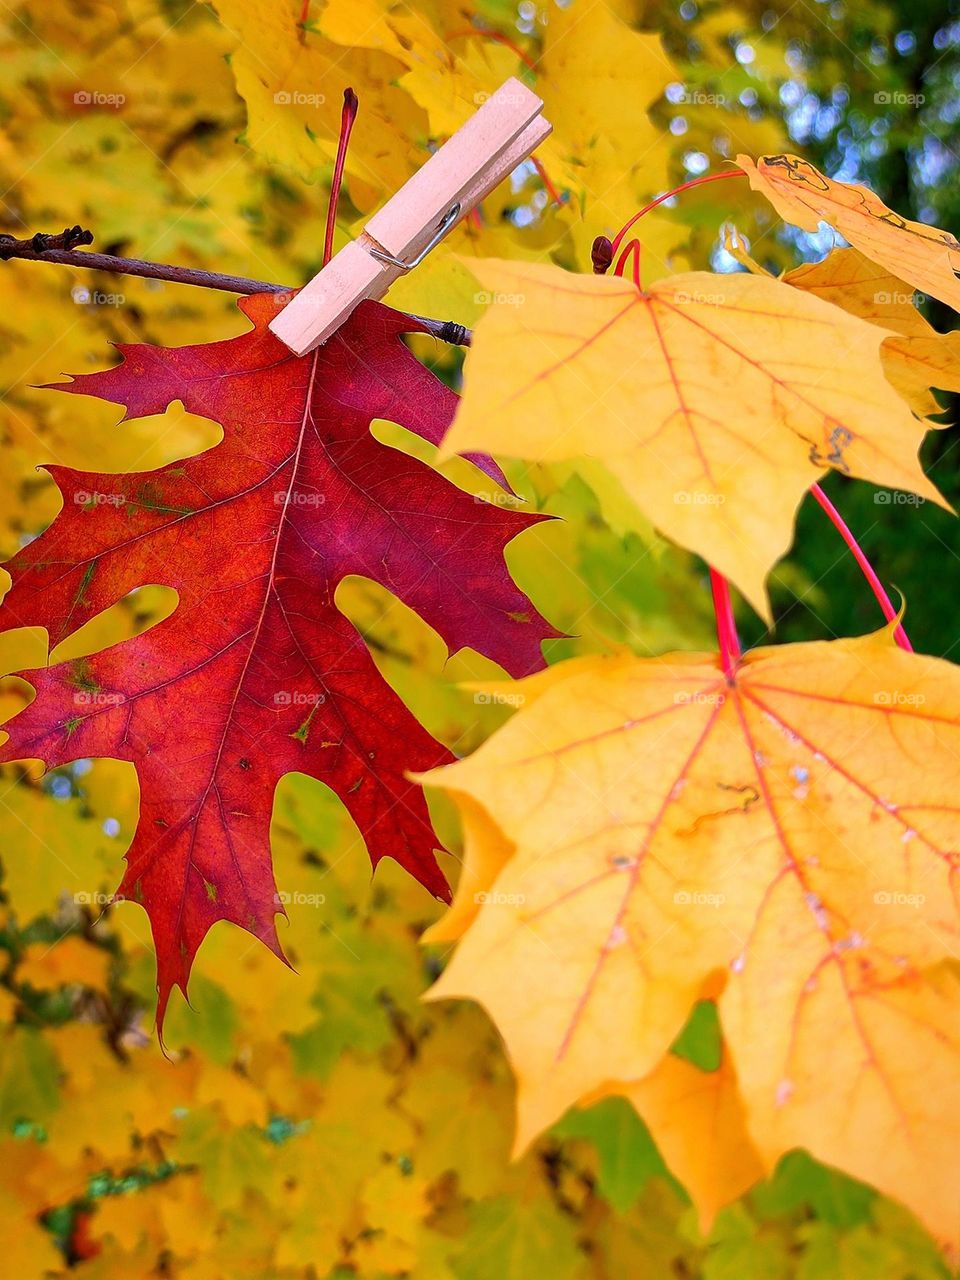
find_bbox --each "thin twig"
[3,242,282,294]
[0,228,472,346]
[0,225,94,258]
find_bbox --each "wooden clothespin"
[268,77,552,356]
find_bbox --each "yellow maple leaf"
[722,233,960,419]
[209,0,423,200]
[317,0,519,140]
[783,247,960,417]
[398,38,522,142]
[593,1051,765,1232]
[537,1,674,201]
[402,1007,516,1199]
[565,147,690,279]
[440,259,945,616]
[0,1183,64,1276]
[738,153,960,313]
[19,936,110,991]
[419,628,960,1245]
[422,794,516,945]
[42,1024,194,1163]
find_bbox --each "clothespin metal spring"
[366,203,462,273]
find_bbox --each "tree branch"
[0,227,472,346]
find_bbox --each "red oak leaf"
[0,293,557,1027]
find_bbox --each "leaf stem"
[811,483,912,651]
[444,26,539,70]
[613,238,642,287]
[324,88,358,268]
[709,568,741,680]
[610,169,747,256]
[531,155,564,208]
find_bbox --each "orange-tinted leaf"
[421,630,960,1243]
[421,794,516,946]
[738,153,960,313]
[19,937,110,991]
[783,247,960,416]
[595,1051,765,1232]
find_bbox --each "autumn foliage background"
[1,0,959,1276]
